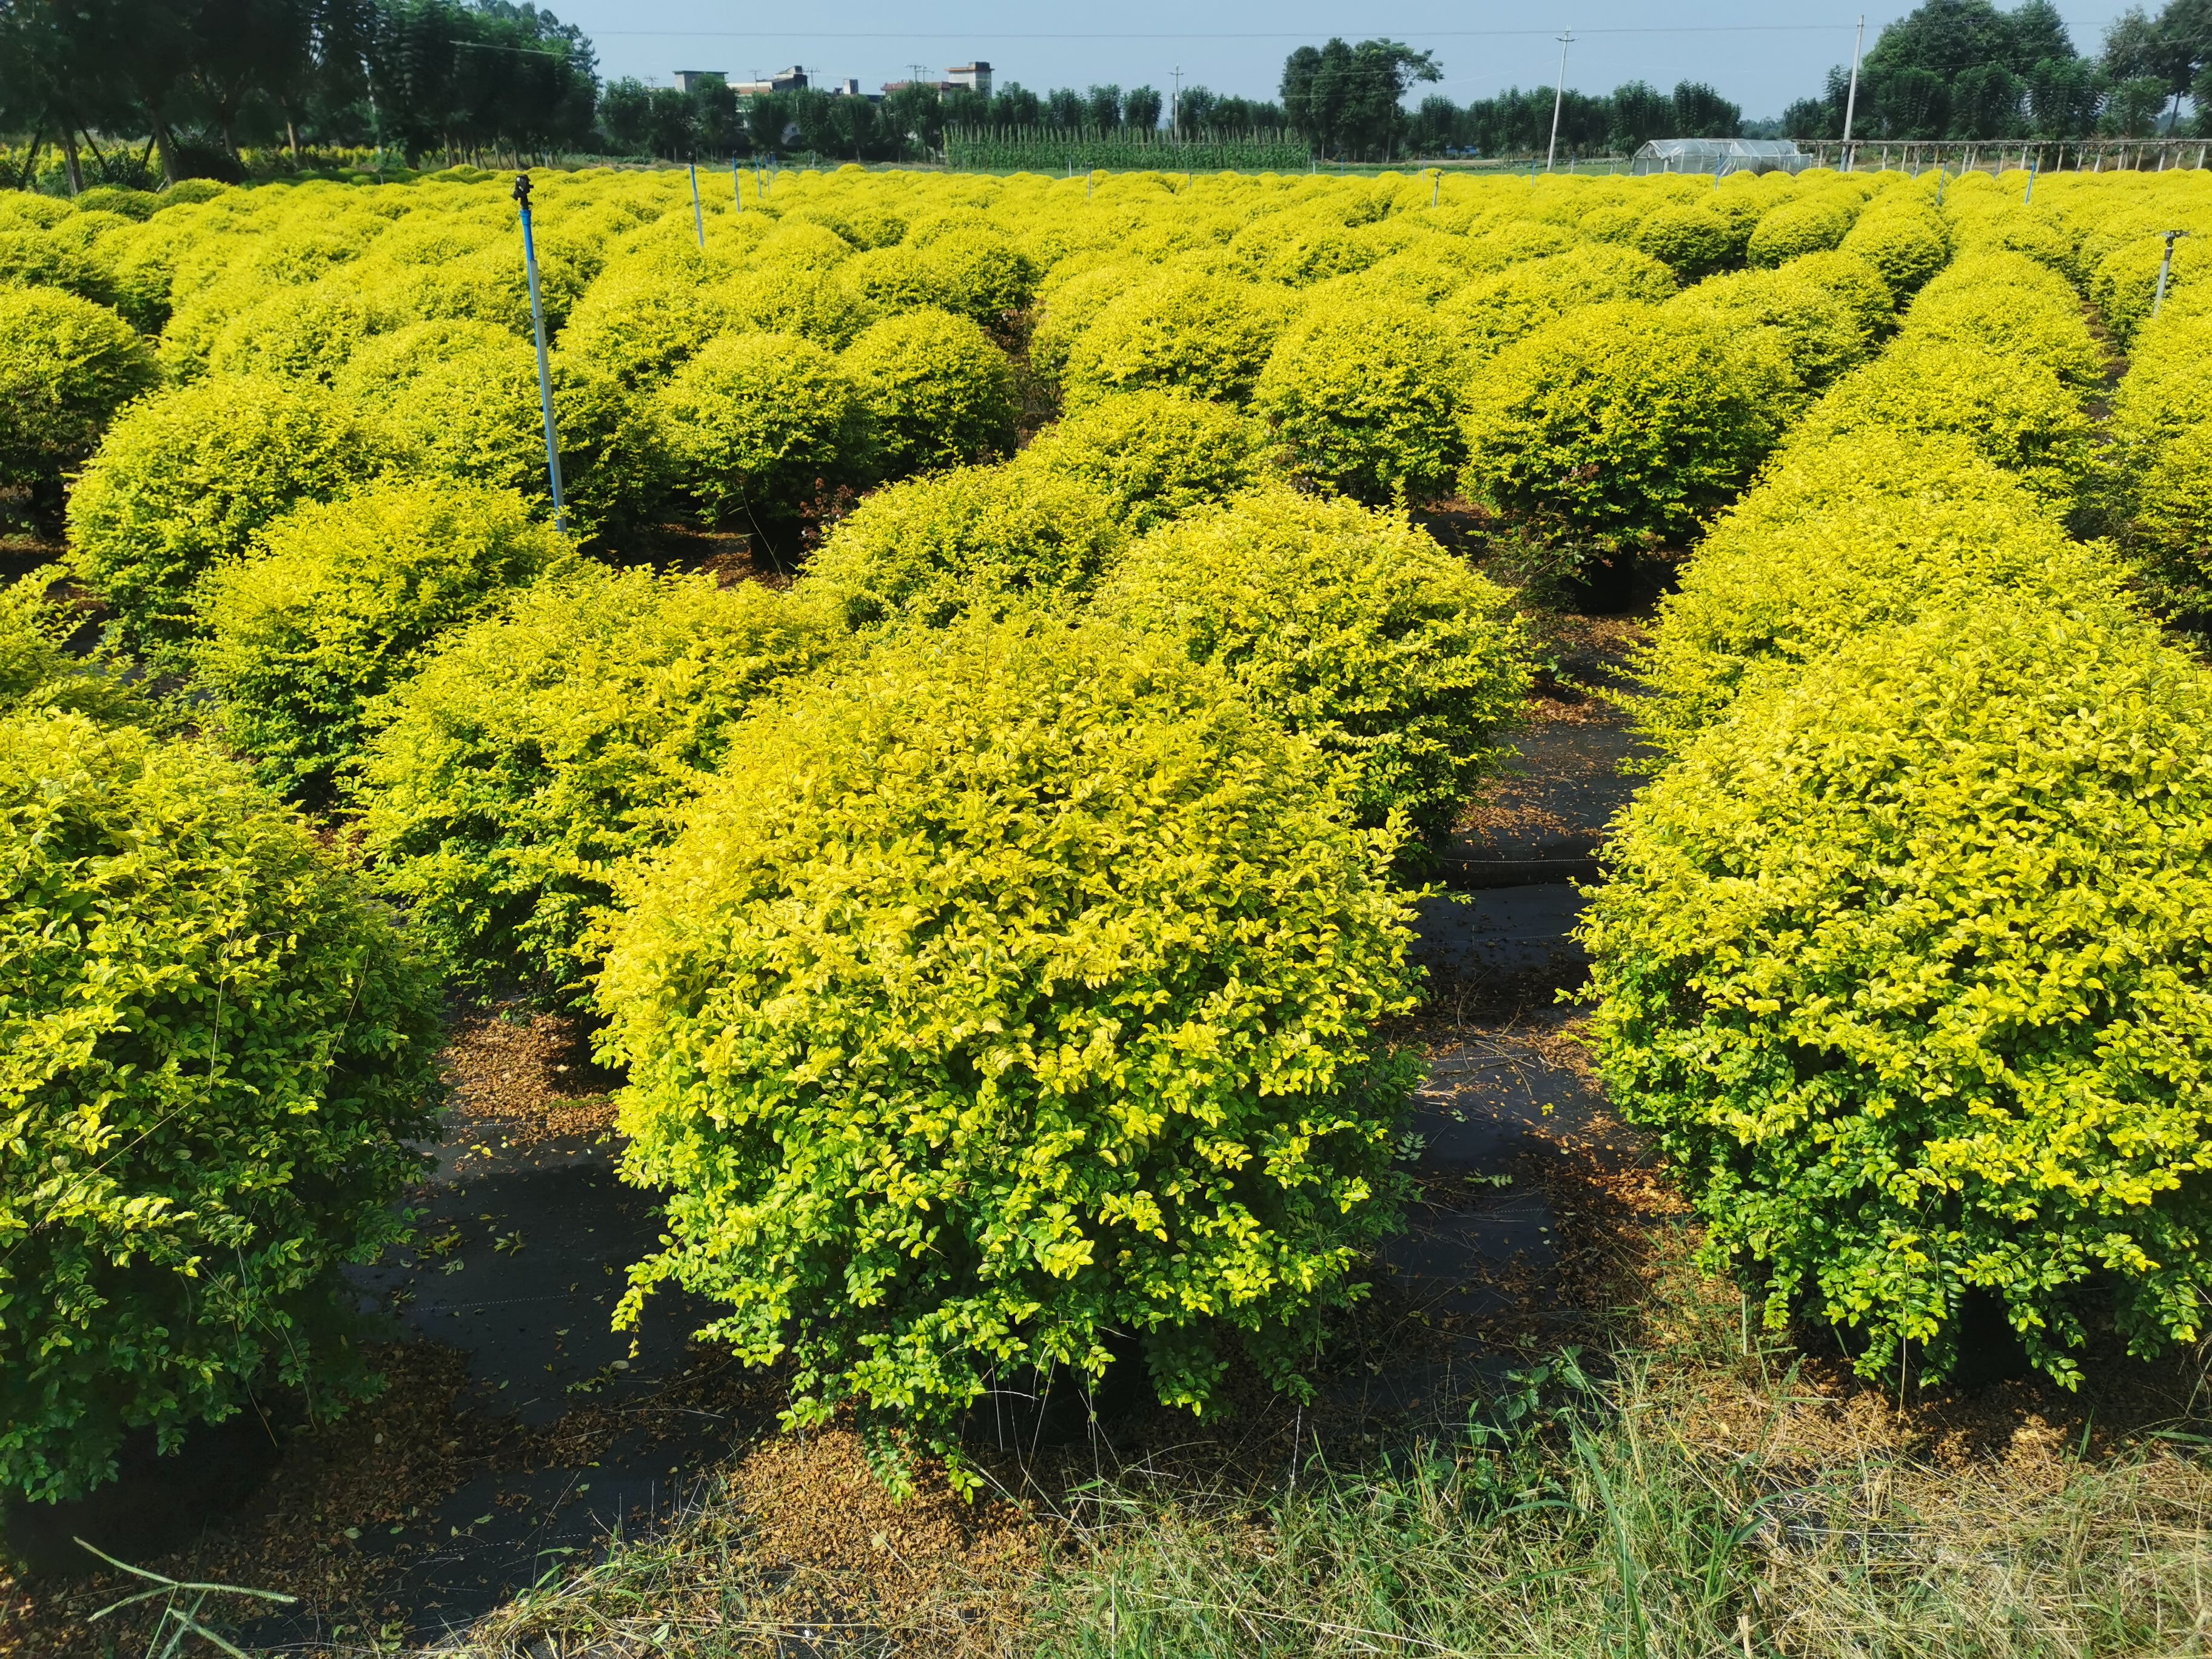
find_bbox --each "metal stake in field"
[1545,30,1575,173]
[734,156,742,209]
[2154,229,2188,317]
[2024,151,2039,203]
[511,173,566,533]
[1842,14,1865,173]
[688,158,705,247]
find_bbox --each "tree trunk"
[61,132,83,195]
[18,130,43,190]
[286,118,300,162]
[149,109,179,186]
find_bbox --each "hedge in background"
[1252,296,1462,504]
[841,308,1018,480]
[357,566,850,1002]
[1102,486,1529,844]
[1014,390,1275,534]
[0,712,443,1503]
[196,481,571,805]
[0,287,159,514]
[65,375,398,659]
[1456,302,1795,558]
[595,616,1423,1472]
[1585,600,2212,1387]
[805,464,1124,631]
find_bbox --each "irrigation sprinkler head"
[512,172,532,210]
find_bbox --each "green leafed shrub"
[1665,267,1866,394]
[1746,195,1858,267]
[1585,600,2212,1389]
[0,711,443,1503]
[196,481,571,805]
[1101,485,1529,843]
[841,309,1017,480]
[65,375,399,659]
[594,615,1423,1469]
[1013,390,1275,534]
[1252,295,1463,504]
[357,566,849,1000]
[0,569,146,725]
[1787,337,2093,506]
[654,332,868,528]
[805,464,1122,630]
[1456,302,1797,558]
[0,230,113,310]
[0,286,159,511]
[1060,271,1287,408]
[1631,433,2134,754]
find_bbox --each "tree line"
[0,0,598,187]
[597,76,1292,166]
[1783,0,2211,142]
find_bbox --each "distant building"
[672,70,726,93]
[882,61,993,99]
[734,67,809,97]
[830,77,863,96]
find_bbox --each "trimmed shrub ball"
[195,481,572,806]
[1102,484,1530,844]
[357,565,851,1001]
[594,614,1426,1476]
[0,286,159,514]
[653,331,868,530]
[841,309,1018,480]
[65,375,400,659]
[0,711,443,1503]
[805,463,1123,631]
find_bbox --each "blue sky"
[563,2,2137,120]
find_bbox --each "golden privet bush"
[1456,302,1797,557]
[1060,270,1287,407]
[805,464,1124,631]
[196,481,571,805]
[1252,295,1463,503]
[357,566,850,1000]
[65,375,400,657]
[1102,486,1529,844]
[1014,390,1275,533]
[595,616,1423,1475]
[0,287,158,512]
[0,712,443,1503]
[840,308,1017,479]
[1586,599,2212,1387]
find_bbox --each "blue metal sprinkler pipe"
[688,159,705,246]
[512,173,566,533]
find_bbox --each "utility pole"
[1546,30,1575,172]
[1842,14,1865,173]
[1171,66,1182,138]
